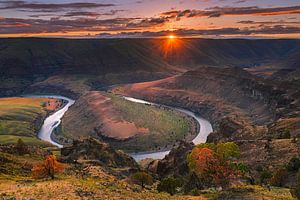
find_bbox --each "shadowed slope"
[0,38,299,79]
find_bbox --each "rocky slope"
[61,138,138,170]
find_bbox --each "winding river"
[26,95,75,148]
[123,97,213,161]
[30,95,212,161]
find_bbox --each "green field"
[107,93,193,152]
[0,97,51,146]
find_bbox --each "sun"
[168,35,176,39]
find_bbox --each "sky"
[0,0,300,38]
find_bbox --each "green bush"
[259,170,272,185]
[287,157,300,172]
[157,177,182,195]
[131,172,153,188]
[232,163,249,175]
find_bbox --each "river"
[123,97,213,161]
[29,95,212,161]
[26,95,75,148]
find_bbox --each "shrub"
[279,129,291,139]
[32,155,64,179]
[270,168,288,187]
[157,177,182,195]
[259,170,272,185]
[255,165,263,172]
[287,157,300,172]
[15,138,28,155]
[233,163,249,175]
[131,172,153,188]
[189,188,201,196]
[294,169,300,199]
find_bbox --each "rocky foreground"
[0,138,297,200]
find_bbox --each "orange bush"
[32,155,64,179]
[189,147,216,174]
[188,144,241,189]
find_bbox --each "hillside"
[1,38,299,98]
[0,38,299,78]
[113,66,299,140]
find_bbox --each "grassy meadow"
[107,93,194,152]
[0,97,57,146]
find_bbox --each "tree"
[187,147,216,175]
[15,138,28,155]
[32,155,64,179]
[215,142,240,160]
[187,142,242,189]
[131,172,153,188]
[157,177,182,195]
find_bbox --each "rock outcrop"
[152,141,194,178]
[61,138,138,169]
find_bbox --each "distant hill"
[0,38,299,78]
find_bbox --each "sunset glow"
[0,0,299,38]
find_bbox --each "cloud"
[1,13,300,37]
[96,26,300,38]
[237,20,300,25]
[235,0,247,3]
[161,6,300,19]
[28,10,125,18]
[0,17,128,34]
[0,1,115,12]
[0,16,168,34]
[63,12,102,17]
[126,16,171,28]
[1,2,299,38]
